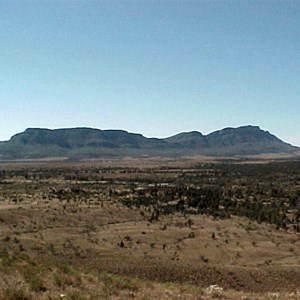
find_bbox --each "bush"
[1,288,31,300]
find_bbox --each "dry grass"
[0,160,300,299]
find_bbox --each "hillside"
[0,126,298,160]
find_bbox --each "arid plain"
[0,158,300,299]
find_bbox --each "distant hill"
[205,126,297,156]
[0,126,298,160]
[165,131,209,149]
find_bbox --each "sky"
[0,0,299,146]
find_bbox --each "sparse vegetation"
[0,159,299,298]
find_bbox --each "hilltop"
[0,125,298,160]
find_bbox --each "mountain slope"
[205,125,296,155]
[165,131,209,149]
[0,126,298,160]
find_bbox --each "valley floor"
[0,160,299,299]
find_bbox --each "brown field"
[0,159,300,299]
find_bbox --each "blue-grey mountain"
[0,126,298,160]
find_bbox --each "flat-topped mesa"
[10,127,146,148]
[0,125,298,159]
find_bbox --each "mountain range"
[0,126,298,160]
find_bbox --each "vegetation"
[0,125,298,159]
[0,159,299,298]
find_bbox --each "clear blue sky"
[1,0,299,146]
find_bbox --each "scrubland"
[0,159,299,299]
